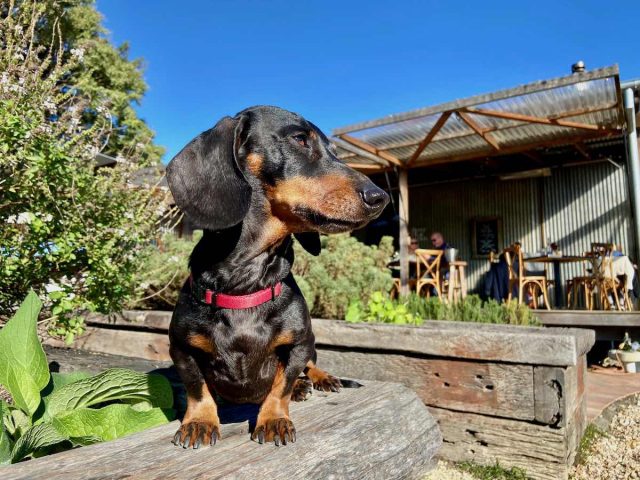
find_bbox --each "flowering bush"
[0,3,167,341]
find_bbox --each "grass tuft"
[457,461,530,480]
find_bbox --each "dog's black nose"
[360,187,389,212]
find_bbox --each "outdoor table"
[524,255,589,307]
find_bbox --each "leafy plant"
[128,232,202,310]
[457,461,530,480]
[0,291,174,465]
[346,293,539,326]
[0,3,168,340]
[292,234,395,319]
[346,291,419,325]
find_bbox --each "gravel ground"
[423,460,476,480]
[571,395,640,480]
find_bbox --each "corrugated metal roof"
[333,66,624,170]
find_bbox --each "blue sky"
[96,0,639,163]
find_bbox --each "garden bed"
[52,310,595,480]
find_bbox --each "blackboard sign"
[471,217,502,258]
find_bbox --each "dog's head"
[166,106,389,254]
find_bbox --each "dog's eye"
[292,134,309,148]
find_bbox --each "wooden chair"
[566,252,596,310]
[590,243,630,310]
[503,244,551,310]
[415,249,443,298]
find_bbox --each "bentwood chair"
[415,249,443,298]
[590,243,631,310]
[566,252,597,310]
[503,244,551,310]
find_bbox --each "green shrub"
[292,234,395,319]
[347,293,539,326]
[128,232,202,310]
[0,4,165,340]
[0,292,174,465]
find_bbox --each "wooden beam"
[346,163,386,171]
[407,111,452,166]
[398,169,410,295]
[338,134,404,167]
[372,103,619,154]
[332,137,389,166]
[412,131,615,168]
[456,111,500,151]
[462,107,609,132]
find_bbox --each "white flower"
[70,48,85,61]
[124,211,134,220]
[117,228,125,236]
[170,256,179,263]
[140,282,150,290]
[7,212,34,224]
[632,341,640,352]
[45,280,63,293]
[43,213,53,222]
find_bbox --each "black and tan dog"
[166,106,389,448]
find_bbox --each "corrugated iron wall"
[542,162,635,290]
[408,161,633,295]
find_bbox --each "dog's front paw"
[313,374,342,393]
[251,417,296,446]
[172,420,221,449]
[291,377,313,402]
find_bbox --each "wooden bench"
[3,368,441,479]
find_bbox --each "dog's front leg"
[170,344,221,449]
[251,344,311,446]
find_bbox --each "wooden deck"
[536,310,640,341]
[586,366,640,420]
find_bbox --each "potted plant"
[608,332,640,373]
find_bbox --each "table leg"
[553,260,562,308]
[459,266,467,299]
[448,265,454,303]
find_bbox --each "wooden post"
[398,168,410,295]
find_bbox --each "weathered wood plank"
[536,310,640,327]
[317,348,536,420]
[73,315,595,367]
[430,406,569,480]
[45,327,171,361]
[2,381,441,480]
[312,319,594,366]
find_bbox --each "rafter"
[575,142,590,160]
[412,131,614,168]
[407,111,452,166]
[338,134,404,167]
[346,163,387,171]
[456,111,500,151]
[332,137,389,166]
[462,107,608,132]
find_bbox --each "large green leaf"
[38,371,91,420]
[10,422,67,464]
[45,368,173,419]
[51,404,173,441]
[0,401,12,465]
[0,291,49,415]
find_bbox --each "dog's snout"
[360,187,389,213]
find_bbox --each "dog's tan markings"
[305,360,342,392]
[252,362,296,444]
[187,334,215,354]
[175,382,221,448]
[269,331,294,350]
[246,152,263,176]
[267,174,362,224]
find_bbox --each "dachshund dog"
[166,106,389,449]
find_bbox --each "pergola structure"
[332,65,631,294]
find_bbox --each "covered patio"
[332,65,640,310]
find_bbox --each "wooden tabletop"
[525,255,589,263]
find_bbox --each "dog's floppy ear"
[166,115,252,231]
[294,232,321,256]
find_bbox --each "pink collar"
[189,275,282,309]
